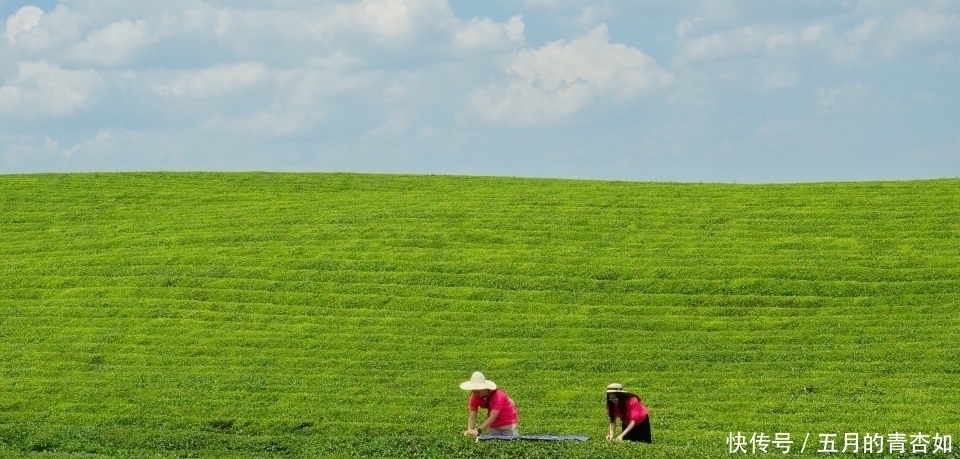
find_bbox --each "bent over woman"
[605,383,652,442]
[460,371,519,437]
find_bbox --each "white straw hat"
[606,383,627,393]
[460,371,497,390]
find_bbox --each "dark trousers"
[622,416,652,443]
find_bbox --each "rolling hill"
[1,173,958,458]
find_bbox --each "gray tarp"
[476,434,590,442]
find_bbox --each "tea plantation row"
[1,173,958,458]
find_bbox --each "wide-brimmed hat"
[460,371,497,390]
[606,383,627,393]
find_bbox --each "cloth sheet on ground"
[476,434,590,442]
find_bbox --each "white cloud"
[208,8,314,55]
[677,23,823,63]
[156,62,269,98]
[815,82,869,110]
[5,6,44,44]
[0,61,102,118]
[72,19,154,65]
[574,5,615,28]
[891,8,959,41]
[757,119,803,138]
[0,130,114,169]
[275,65,381,106]
[348,0,445,40]
[469,24,672,126]
[1,0,956,180]
[360,112,414,140]
[504,15,525,41]
[676,17,700,40]
[3,5,89,54]
[204,105,324,137]
[518,0,605,9]
[829,7,960,62]
[64,129,115,159]
[193,62,383,137]
[298,0,455,48]
[878,8,960,58]
[1,134,61,169]
[180,0,467,64]
[674,4,957,67]
[520,0,561,8]
[452,15,524,53]
[830,15,882,61]
[760,68,802,91]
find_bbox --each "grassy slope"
[1,172,958,458]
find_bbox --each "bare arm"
[616,420,636,441]
[464,410,479,436]
[477,409,500,431]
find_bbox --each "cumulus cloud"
[825,7,960,63]
[2,0,957,180]
[2,1,466,68]
[677,5,959,67]
[280,66,380,101]
[1,134,64,170]
[452,15,524,53]
[203,105,324,137]
[192,62,382,137]
[574,5,615,28]
[872,8,960,58]
[3,5,89,55]
[677,23,824,63]
[153,0,529,66]
[518,0,587,9]
[760,68,802,91]
[670,4,953,93]
[0,61,103,118]
[5,6,44,44]
[340,0,449,41]
[72,19,154,65]
[207,0,456,55]
[155,62,269,98]
[469,24,672,126]
[520,0,560,8]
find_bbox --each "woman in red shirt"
[460,371,519,437]
[605,383,651,442]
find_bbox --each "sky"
[1,0,958,182]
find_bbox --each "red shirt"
[469,390,519,428]
[609,396,648,424]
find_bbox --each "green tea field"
[1,173,958,458]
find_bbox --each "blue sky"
[1,0,958,182]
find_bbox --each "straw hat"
[460,371,497,390]
[606,383,627,393]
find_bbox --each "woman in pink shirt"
[460,371,519,437]
[605,383,651,442]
